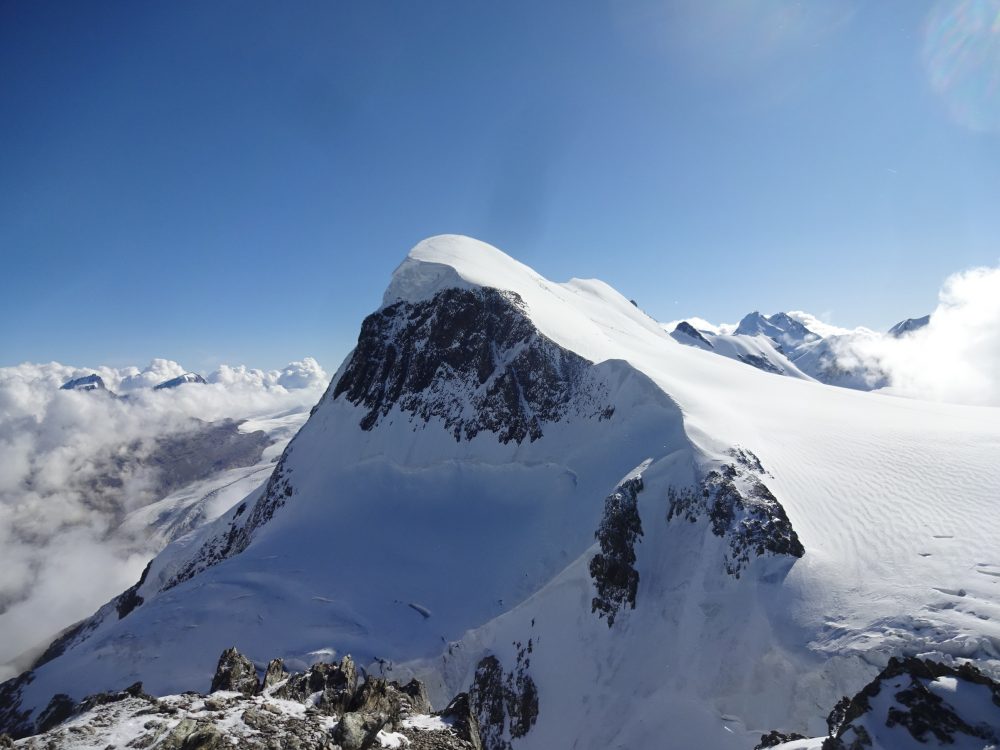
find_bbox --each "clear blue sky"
[3,0,999,372]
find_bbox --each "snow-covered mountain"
[888,315,931,338]
[4,236,1000,749]
[153,372,208,390]
[59,374,109,392]
[670,312,892,391]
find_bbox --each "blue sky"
[2,0,999,372]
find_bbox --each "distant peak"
[888,314,930,338]
[60,374,107,392]
[154,372,208,390]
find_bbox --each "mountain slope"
[5,235,1000,750]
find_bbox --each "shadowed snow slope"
[5,235,1000,750]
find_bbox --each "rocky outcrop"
[823,657,1000,749]
[754,729,807,748]
[332,287,614,444]
[470,647,539,750]
[758,656,1000,749]
[737,353,784,375]
[667,448,803,578]
[209,647,260,695]
[590,475,644,625]
[273,656,357,714]
[11,647,483,749]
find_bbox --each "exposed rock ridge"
[759,656,1000,749]
[667,448,803,578]
[332,287,614,444]
[589,473,645,626]
[470,645,538,750]
[6,647,481,749]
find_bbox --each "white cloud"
[847,265,1000,406]
[0,357,329,678]
[784,311,867,339]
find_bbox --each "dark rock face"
[333,710,386,750]
[821,657,1000,749]
[470,648,539,750]
[667,448,803,578]
[590,475,644,626]
[209,647,260,696]
[116,559,152,619]
[262,658,289,691]
[754,729,807,749]
[332,288,613,444]
[438,693,484,750]
[737,353,785,375]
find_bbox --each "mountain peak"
[888,314,930,338]
[382,234,542,307]
[154,372,208,390]
[59,374,107,392]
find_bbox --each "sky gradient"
[2,0,999,373]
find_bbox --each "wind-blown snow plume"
[834,265,1000,405]
[0,357,328,679]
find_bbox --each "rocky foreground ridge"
[2,647,488,750]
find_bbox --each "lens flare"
[923,0,1000,131]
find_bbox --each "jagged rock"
[754,729,807,749]
[471,656,507,750]
[821,656,1000,748]
[76,681,155,714]
[333,711,386,750]
[11,647,494,750]
[590,475,644,626]
[667,452,803,578]
[470,651,538,750]
[262,658,290,691]
[209,647,260,696]
[273,656,357,714]
[350,676,431,727]
[504,643,538,740]
[399,678,433,715]
[437,693,483,750]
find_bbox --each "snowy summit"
[4,235,1000,750]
